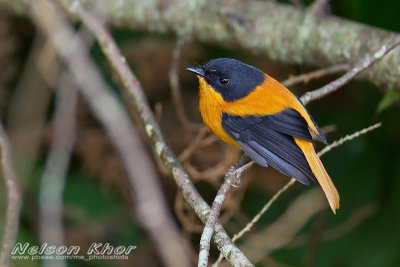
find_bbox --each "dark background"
[1,0,400,266]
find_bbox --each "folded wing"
[221,108,316,185]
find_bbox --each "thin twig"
[240,188,327,263]
[30,1,192,266]
[55,1,253,266]
[200,135,219,147]
[213,178,296,267]
[169,38,199,131]
[301,36,400,105]
[317,122,382,157]
[39,73,77,267]
[174,192,204,234]
[233,178,296,242]
[0,122,22,266]
[179,126,209,162]
[184,145,239,184]
[282,64,350,88]
[198,172,237,267]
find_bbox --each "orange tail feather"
[294,137,340,214]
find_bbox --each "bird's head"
[186,58,265,102]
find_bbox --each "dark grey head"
[186,58,265,102]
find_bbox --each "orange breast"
[198,77,239,147]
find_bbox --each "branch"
[232,179,296,243]
[169,38,199,131]
[29,1,191,266]
[0,122,22,266]
[282,64,350,88]
[301,36,400,104]
[213,178,296,266]
[39,73,77,267]
[240,188,327,263]
[198,172,237,267]
[317,122,382,157]
[179,126,209,162]
[54,1,253,266]
[2,0,400,91]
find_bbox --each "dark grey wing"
[221,109,316,185]
[259,108,313,142]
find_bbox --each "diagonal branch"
[29,1,191,266]
[53,1,253,266]
[282,64,350,88]
[301,36,400,105]
[317,122,382,157]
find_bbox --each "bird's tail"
[294,137,340,214]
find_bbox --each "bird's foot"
[227,166,242,188]
[227,161,255,188]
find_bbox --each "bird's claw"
[227,161,254,188]
[227,166,242,188]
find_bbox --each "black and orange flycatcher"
[187,58,339,213]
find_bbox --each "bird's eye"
[219,77,229,85]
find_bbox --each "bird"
[186,58,339,213]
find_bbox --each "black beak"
[186,66,205,77]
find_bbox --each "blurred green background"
[1,0,400,266]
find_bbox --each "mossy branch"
[1,0,400,91]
